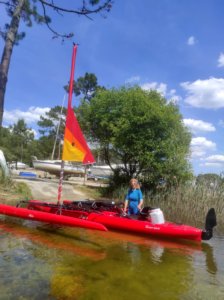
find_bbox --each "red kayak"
[0,203,107,232]
[19,199,217,242]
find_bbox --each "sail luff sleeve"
[62,45,95,164]
[68,45,77,108]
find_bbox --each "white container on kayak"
[150,208,165,224]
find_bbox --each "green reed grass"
[107,183,224,232]
[145,183,224,232]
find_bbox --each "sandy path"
[16,178,86,201]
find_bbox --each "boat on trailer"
[15,199,217,242]
[31,156,85,178]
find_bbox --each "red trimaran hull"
[0,204,107,231]
[25,200,203,242]
[87,212,202,241]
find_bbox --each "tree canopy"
[0,119,36,164]
[37,105,67,159]
[64,72,104,103]
[77,86,193,185]
[0,86,193,187]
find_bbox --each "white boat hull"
[89,165,112,177]
[32,159,85,177]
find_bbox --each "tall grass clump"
[0,168,14,189]
[144,183,224,232]
[104,184,127,202]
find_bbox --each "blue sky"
[1,0,224,175]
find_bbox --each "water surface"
[0,216,223,300]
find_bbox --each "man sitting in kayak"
[124,178,144,215]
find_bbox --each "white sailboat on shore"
[31,156,85,178]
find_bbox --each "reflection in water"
[150,245,165,263]
[185,237,224,300]
[0,218,223,300]
[202,242,218,275]
[89,229,203,256]
[0,221,106,261]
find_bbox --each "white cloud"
[202,155,224,168]
[183,119,215,134]
[187,36,196,46]
[202,162,223,168]
[3,106,50,126]
[125,79,181,104]
[205,155,224,163]
[217,52,224,67]
[190,137,216,158]
[125,76,140,84]
[141,82,181,103]
[181,77,224,108]
[141,82,167,95]
[167,89,182,104]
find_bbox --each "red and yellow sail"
[62,45,95,165]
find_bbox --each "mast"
[57,45,95,204]
[57,45,77,204]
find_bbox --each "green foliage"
[36,135,56,159]
[196,173,224,187]
[64,72,104,103]
[0,119,35,164]
[1,0,113,43]
[77,86,193,187]
[0,118,56,164]
[10,119,34,162]
[38,106,66,137]
[0,127,15,161]
[37,106,67,159]
[1,0,52,44]
[10,118,34,139]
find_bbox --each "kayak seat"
[122,207,154,220]
[139,206,154,220]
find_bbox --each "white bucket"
[150,208,165,224]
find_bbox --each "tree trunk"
[0,0,25,127]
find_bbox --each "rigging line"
[51,94,66,160]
